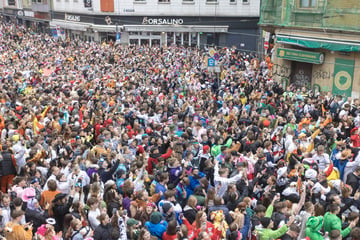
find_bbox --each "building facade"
[48,0,260,49]
[2,0,51,31]
[259,0,360,97]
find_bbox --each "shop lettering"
[142,17,183,25]
[66,14,80,22]
[272,64,291,78]
[312,70,333,80]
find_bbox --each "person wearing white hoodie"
[12,135,27,174]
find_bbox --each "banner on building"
[332,58,354,97]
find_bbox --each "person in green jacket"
[305,216,324,240]
[255,215,295,240]
[323,203,358,238]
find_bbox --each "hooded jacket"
[145,220,167,239]
[305,216,324,240]
[144,212,168,239]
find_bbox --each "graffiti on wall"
[293,69,311,88]
[272,64,291,78]
[312,70,333,81]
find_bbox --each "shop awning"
[277,34,360,52]
[91,24,124,32]
[50,20,90,32]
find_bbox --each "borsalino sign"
[142,17,183,25]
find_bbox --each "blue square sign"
[208,58,215,67]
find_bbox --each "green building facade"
[259,0,360,96]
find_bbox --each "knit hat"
[263,119,270,127]
[260,217,271,228]
[150,211,162,224]
[162,202,172,214]
[203,145,210,152]
[306,216,323,232]
[127,218,139,227]
[137,145,145,154]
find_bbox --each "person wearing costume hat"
[333,149,352,180]
[51,189,75,232]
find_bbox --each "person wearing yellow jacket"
[5,209,33,240]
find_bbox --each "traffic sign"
[264,41,269,50]
[208,58,215,67]
[214,53,220,61]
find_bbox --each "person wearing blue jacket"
[186,168,205,198]
[145,211,168,239]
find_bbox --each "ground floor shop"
[2,8,50,33]
[270,29,360,97]
[50,13,259,50]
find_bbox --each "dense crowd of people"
[1,22,360,240]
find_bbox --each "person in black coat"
[25,198,48,234]
[51,192,74,232]
[93,213,113,240]
[346,166,360,196]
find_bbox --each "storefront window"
[130,39,138,45]
[167,32,174,46]
[152,39,160,46]
[183,33,189,46]
[191,33,197,47]
[175,33,182,45]
[141,39,149,45]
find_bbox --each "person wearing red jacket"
[350,127,360,148]
[147,146,172,175]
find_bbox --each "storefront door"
[291,62,312,89]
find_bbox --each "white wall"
[53,0,260,17]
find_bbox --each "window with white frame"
[300,0,316,7]
[158,0,170,2]
[230,0,236,3]
[242,0,249,4]
[206,0,217,3]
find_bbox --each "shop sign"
[65,14,80,22]
[277,47,324,64]
[24,11,34,17]
[142,17,183,25]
